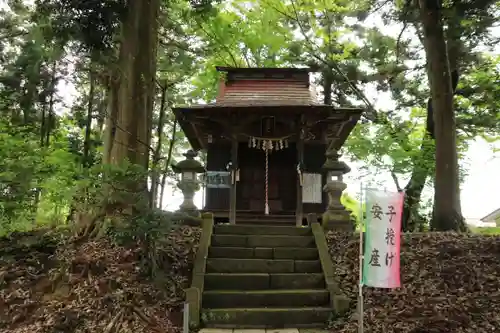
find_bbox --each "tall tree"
[102,0,160,197]
[418,0,464,230]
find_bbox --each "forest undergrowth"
[0,165,201,333]
[0,225,200,333]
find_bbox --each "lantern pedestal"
[321,148,353,231]
[177,181,201,217]
[322,180,353,232]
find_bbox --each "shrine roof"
[173,66,364,150]
[215,66,316,74]
[220,82,316,107]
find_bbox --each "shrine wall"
[204,142,231,210]
[203,141,329,215]
[302,143,328,214]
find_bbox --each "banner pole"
[358,182,364,333]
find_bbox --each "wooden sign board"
[302,173,322,203]
[206,171,231,188]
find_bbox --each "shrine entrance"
[238,141,296,214]
[173,66,363,225]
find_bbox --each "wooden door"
[267,167,283,212]
[237,144,295,213]
[237,167,260,211]
[239,167,283,212]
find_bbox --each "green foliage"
[0,0,498,236]
[0,0,196,236]
[109,209,176,244]
[0,120,80,235]
[340,193,363,227]
[106,208,179,276]
[34,0,127,52]
[470,227,500,236]
[72,161,150,216]
[456,55,500,138]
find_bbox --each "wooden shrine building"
[173,67,362,225]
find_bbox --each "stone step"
[206,258,321,273]
[235,213,296,220]
[236,212,295,218]
[211,234,315,248]
[202,289,329,308]
[214,225,311,236]
[204,273,325,290]
[201,307,332,328]
[237,219,296,226]
[209,247,318,260]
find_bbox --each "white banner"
[362,189,404,289]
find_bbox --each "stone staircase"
[200,224,333,328]
[234,213,298,226]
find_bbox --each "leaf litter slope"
[0,226,201,333]
[327,232,500,333]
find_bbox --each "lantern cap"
[322,148,350,174]
[172,149,206,174]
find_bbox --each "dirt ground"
[0,226,201,333]
[327,231,500,333]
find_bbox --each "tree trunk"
[443,20,463,216]
[323,69,333,105]
[45,61,57,147]
[83,67,95,168]
[21,83,37,125]
[402,25,462,232]
[40,102,47,147]
[418,0,465,231]
[102,0,160,202]
[159,119,178,209]
[32,62,57,219]
[150,82,168,208]
[102,79,119,165]
[401,130,434,231]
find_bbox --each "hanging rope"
[265,148,269,215]
[248,136,289,150]
[248,137,290,215]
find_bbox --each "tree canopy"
[0,0,498,235]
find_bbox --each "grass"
[470,226,500,235]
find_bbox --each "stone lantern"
[172,150,205,216]
[322,147,353,231]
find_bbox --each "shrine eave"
[174,103,363,113]
[173,104,364,151]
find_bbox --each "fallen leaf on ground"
[327,231,500,333]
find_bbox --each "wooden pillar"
[229,136,238,224]
[296,125,304,227]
